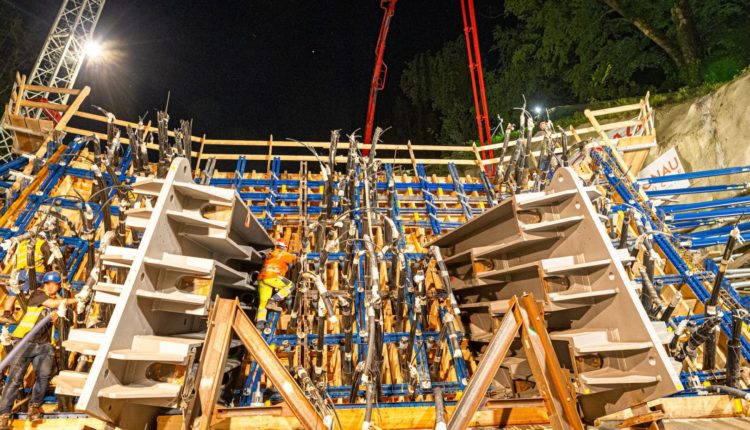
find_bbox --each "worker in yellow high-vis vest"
[0,237,51,325]
[0,272,77,428]
[256,240,297,331]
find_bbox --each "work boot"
[0,414,10,430]
[266,300,282,313]
[27,403,42,422]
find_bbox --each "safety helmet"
[42,271,62,284]
[276,240,288,249]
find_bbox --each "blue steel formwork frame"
[0,142,497,412]
[233,161,480,407]
[415,163,441,235]
[592,147,750,361]
[0,139,135,407]
[448,162,473,221]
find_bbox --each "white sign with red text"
[638,148,690,202]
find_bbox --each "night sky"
[11,0,500,143]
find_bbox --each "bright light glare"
[533,106,542,114]
[84,41,103,59]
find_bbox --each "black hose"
[707,226,739,308]
[726,310,746,388]
[618,210,632,249]
[702,385,750,400]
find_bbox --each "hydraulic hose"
[0,314,53,372]
[702,384,750,401]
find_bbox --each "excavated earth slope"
[652,71,750,201]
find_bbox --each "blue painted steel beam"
[206,177,486,193]
[416,164,441,235]
[266,382,463,402]
[0,156,29,178]
[647,183,750,197]
[689,234,750,249]
[268,330,459,347]
[668,206,750,223]
[637,165,750,184]
[684,221,750,239]
[593,147,750,360]
[661,195,750,214]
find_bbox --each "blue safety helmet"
[42,271,62,284]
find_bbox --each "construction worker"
[256,240,297,330]
[0,236,51,325]
[0,271,77,428]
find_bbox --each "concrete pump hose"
[703,385,750,401]
[0,314,54,372]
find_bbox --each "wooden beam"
[448,297,522,429]
[194,134,207,178]
[518,295,583,430]
[54,86,90,132]
[202,138,475,153]
[199,152,478,166]
[158,403,550,430]
[230,301,326,430]
[599,394,749,422]
[584,109,650,202]
[583,109,612,145]
[479,118,641,153]
[187,298,325,430]
[22,84,81,96]
[12,74,26,114]
[569,125,582,143]
[406,140,418,174]
[471,143,484,170]
[0,144,67,228]
[63,126,199,158]
[18,99,67,112]
[588,102,643,116]
[265,135,274,174]
[190,298,236,429]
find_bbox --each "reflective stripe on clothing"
[15,239,46,273]
[258,250,297,280]
[12,306,44,339]
[256,277,294,323]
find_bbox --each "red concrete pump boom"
[363,0,398,153]
[362,0,493,174]
[460,0,493,174]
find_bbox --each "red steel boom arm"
[460,0,493,174]
[363,0,398,151]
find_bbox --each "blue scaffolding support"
[593,147,750,360]
[638,165,750,184]
[448,163,473,221]
[415,164,441,235]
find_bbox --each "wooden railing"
[5,72,654,171]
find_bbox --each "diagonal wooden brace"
[186,298,326,430]
[447,294,584,430]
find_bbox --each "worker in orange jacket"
[256,240,297,330]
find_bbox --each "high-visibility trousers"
[256,276,293,323]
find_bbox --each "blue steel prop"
[0,135,501,410]
[638,165,750,184]
[647,183,750,197]
[593,147,750,360]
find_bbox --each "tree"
[601,0,702,85]
[0,4,32,103]
[400,39,476,146]
[398,0,749,147]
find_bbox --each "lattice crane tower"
[0,0,106,162]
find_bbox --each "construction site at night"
[0,1,749,429]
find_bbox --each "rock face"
[652,71,750,200]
